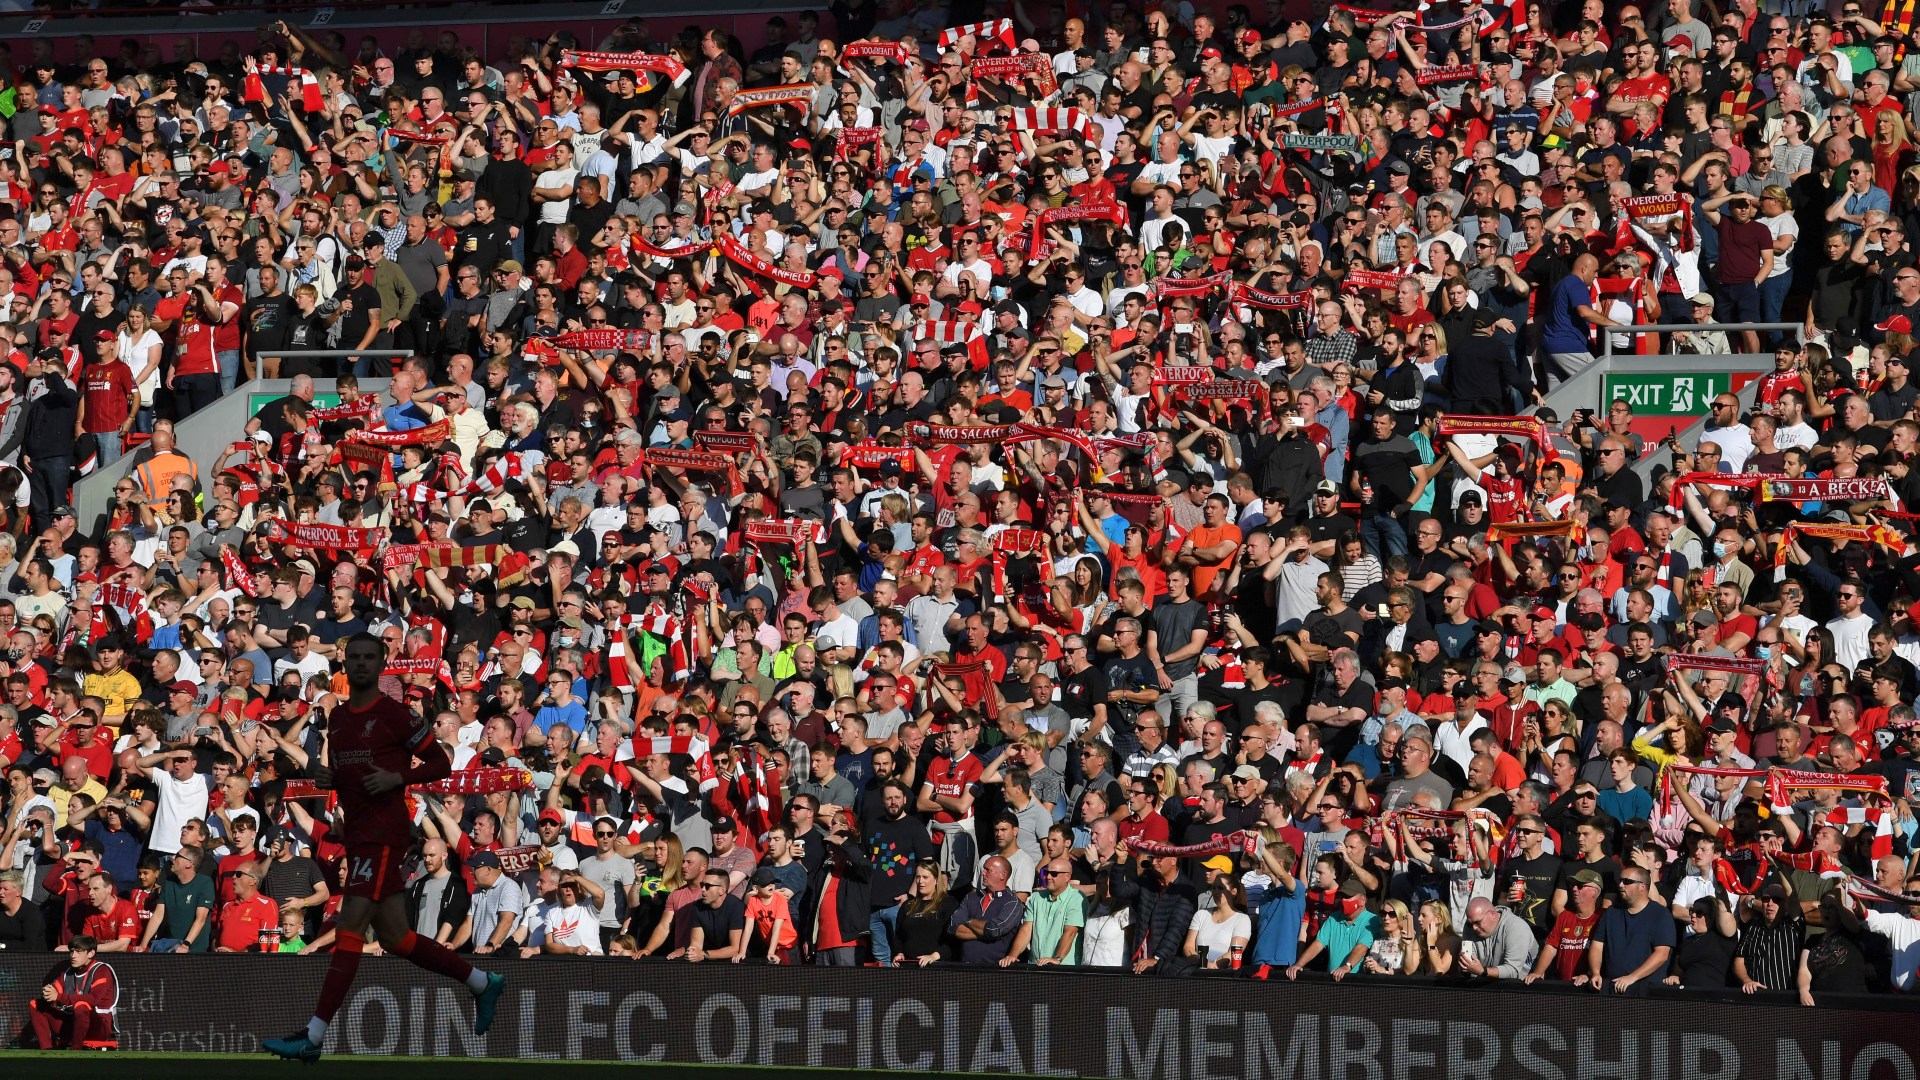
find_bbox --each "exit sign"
[1602,372,1730,416]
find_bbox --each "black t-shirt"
[1059,663,1109,722]
[1353,435,1420,511]
[1822,421,1890,455]
[337,281,383,346]
[1149,597,1207,681]
[1210,679,1304,731]
[1308,680,1374,758]
[1501,851,1563,936]
[686,894,746,947]
[1307,512,1357,547]
[1554,855,1624,907]
[243,293,293,358]
[455,219,512,273]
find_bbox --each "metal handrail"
[257,350,413,363]
[1599,322,1801,358]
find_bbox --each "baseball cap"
[1200,46,1224,60]
[168,681,199,695]
[1315,479,1340,496]
[1691,293,1715,309]
[1691,609,1719,627]
[32,768,58,785]
[537,808,565,826]
[751,866,778,887]
[1570,868,1604,888]
[1239,28,1263,45]
[1202,855,1235,872]
[1876,314,1914,335]
[467,850,502,870]
[1501,663,1528,684]
[1230,764,1263,782]
[497,259,524,274]
[94,329,116,343]
[509,596,536,610]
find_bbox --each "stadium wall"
[3,956,1918,1077]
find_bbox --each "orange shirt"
[1184,523,1240,598]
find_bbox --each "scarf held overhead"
[557,50,691,87]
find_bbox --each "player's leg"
[264,893,375,1060]
[29,999,61,1050]
[66,1002,96,1051]
[371,877,505,1035]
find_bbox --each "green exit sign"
[1602,372,1729,416]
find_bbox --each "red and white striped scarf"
[639,601,690,684]
[1008,108,1098,146]
[606,629,634,691]
[221,545,261,596]
[736,747,779,838]
[1826,806,1894,862]
[242,63,322,112]
[465,452,525,496]
[937,18,1016,53]
[617,735,718,793]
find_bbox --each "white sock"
[465,969,491,994]
[306,1017,328,1044]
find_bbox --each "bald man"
[1458,896,1539,979]
[1540,252,1620,388]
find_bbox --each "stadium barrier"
[3,955,1916,1077]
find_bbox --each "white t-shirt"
[535,167,579,224]
[942,258,992,294]
[527,898,604,954]
[736,167,780,197]
[1762,212,1799,278]
[1828,611,1875,671]
[146,766,210,855]
[118,328,164,406]
[1187,132,1235,168]
[1187,908,1252,964]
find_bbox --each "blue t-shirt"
[532,699,588,736]
[1596,786,1654,827]
[1593,900,1676,981]
[1249,874,1306,967]
[1541,274,1594,355]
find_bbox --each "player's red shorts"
[342,843,408,902]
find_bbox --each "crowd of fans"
[2,1,1920,1038]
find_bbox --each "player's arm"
[400,717,455,785]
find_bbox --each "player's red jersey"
[328,695,437,847]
